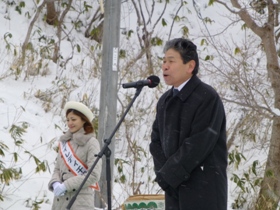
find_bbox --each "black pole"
[104,143,112,209]
[67,86,144,210]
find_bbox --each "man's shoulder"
[194,77,220,97]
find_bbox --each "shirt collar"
[174,77,191,91]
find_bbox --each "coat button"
[68,169,71,172]
[73,189,76,191]
[66,197,69,200]
[57,198,59,201]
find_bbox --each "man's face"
[162,48,195,87]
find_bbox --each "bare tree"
[84,8,104,43]
[195,0,280,209]
[46,0,58,25]
[22,1,47,61]
[129,0,168,75]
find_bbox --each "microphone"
[122,75,160,89]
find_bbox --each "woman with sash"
[48,101,102,210]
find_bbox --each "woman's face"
[66,111,85,133]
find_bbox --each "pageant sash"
[59,141,100,191]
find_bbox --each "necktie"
[173,89,179,97]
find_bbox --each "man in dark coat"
[150,38,228,210]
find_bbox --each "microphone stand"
[67,86,144,210]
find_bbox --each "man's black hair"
[163,38,199,75]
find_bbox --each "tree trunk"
[46,1,58,25]
[256,25,280,209]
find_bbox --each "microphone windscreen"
[147,75,160,88]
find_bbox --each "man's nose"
[162,63,168,70]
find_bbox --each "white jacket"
[48,128,102,210]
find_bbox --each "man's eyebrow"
[163,55,176,59]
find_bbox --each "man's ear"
[187,60,196,73]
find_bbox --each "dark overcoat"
[150,75,228,210]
